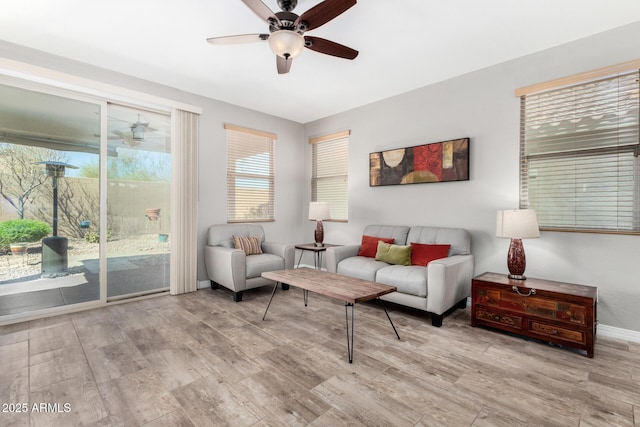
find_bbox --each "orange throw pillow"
[358,235,395,258]
[410,243,450,266]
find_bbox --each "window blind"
[311,130,349,221]
[225,124,275,223]
[520,71,640,233]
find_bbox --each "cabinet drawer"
[476,287,587,325]
[529,321,585,345]
[475,307,522,330]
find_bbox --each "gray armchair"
[204,224,294,302]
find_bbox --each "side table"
[472,272,597,357]
[295,243,340,270]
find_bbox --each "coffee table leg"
[380,300,400,340]
[345,302,354,363]
[262,281,280,321]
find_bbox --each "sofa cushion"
[375,241,412,266]
[245,253,284,279]
[358,235,395,258]
[362,225,410,246]
[410,243,450,266]
[208,224,266,248]
[337,256,390,282]
[376,265,429,297]
[233,235,263,255]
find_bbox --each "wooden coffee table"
[261,267,400,363]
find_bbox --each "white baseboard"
[597,324,640,343]
[198,280,210,289]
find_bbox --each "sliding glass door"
[105,105,171,300]
[0,82,101,315]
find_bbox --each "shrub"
[0,219,51,249]
[84,229,113,243]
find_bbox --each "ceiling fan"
[109,115,158,146]
[207,0,358,74]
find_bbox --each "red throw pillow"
[358,235,395,258]
[410,243,451,266]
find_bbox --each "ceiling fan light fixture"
[131,124,145,141]
[268,30,304,59]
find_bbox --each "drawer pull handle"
[512,285,536,297]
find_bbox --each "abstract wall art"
[369,138,469,187]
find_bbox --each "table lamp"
[309,202,330,247]
[496,209,540,280]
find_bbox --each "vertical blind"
[170,109,199,295]
[520,71,640,232]
[225,124,276,222]
[310,130,349,221]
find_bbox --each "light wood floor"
[1,284,639,426]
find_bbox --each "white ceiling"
[2,1,640,123]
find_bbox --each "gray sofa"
[326,225,474,326]
[204,224,294,301]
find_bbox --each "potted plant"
[145,208,161,221]
[9,242,29,254]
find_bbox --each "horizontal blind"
[520,71,640,232]
[311,131,349,221]
[226,125,275,222]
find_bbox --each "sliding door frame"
[0,58,201,326]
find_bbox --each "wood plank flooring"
[0,284,639,426]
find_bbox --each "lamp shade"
[496,209,540,239]
[268,30,305,59]
[309,202,330,220]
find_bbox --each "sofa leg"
[210,280,219,290]
[281,283,290,291]
[457,298,467,309]
[431,314,443,327]
[233,291,244,302]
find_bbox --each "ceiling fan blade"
[304,36,358,59]
[241,0,280,25]
[296,0,356,31]
[276,55,292,74]
[207,34,269,45]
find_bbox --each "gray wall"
[303,22,640,332]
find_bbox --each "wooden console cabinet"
[472,272,597,357]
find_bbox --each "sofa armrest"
[203,245,247,291]
[326,245,361,273]
[426,254,474,315]
[262,241,295,269]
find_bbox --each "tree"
[0,143,65,219]
[78,148,171,182]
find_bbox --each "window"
[225,124,275,222]
[310,130,349,221]
[518,65,640,233]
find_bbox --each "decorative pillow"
[375,241,412,266]
[233,235,263,255]
[358,235,395,258]
[410,243,450,266]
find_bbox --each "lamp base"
[506,238,527,280]
[314,220,324,247]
